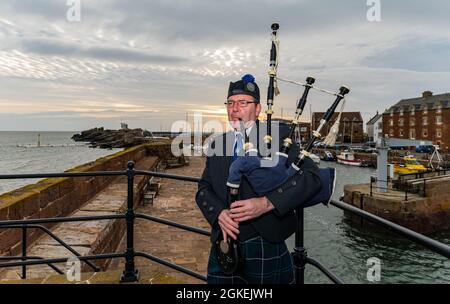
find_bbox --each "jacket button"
[199,191,204,196]
[292,180,297,186]
[202,201,207,207]
[208,206,214,212]
[277,188,283,194]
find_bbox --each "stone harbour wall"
[343,176,450,233]
[0,140,173,257]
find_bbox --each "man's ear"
[255,103,262,117]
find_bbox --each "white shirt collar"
[234,123,253,140]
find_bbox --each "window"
[389,119,394,126]
[410,105,415,115]
[378,122,382,129]
[436,116,442,124]
[389,129,394,137]
[423,105,428,114]
[410,117,415,126]
[422,129,428,137]
[400,109,403,116]
[437,104,442,113]
[399,129,404,137]
[436,129,442,138]
[415,104,421,110]
[409,129,416,139]
[399,118,404,126]
[422,116,428,126]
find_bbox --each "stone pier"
[342,174,450,233]
[0,141,179,282]
[109,155,210,284]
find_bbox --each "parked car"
[362,143,377,152]
[390,146,408,151]
[349,146,364,152]
[364,141,376,148]
[415,145,435,153]
[333,144,349,150]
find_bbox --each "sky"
[0,0,450,131]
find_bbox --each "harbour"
[1,137,449,283]
[295,160,450,283]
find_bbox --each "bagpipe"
[215,23,350,275]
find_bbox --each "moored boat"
[336,151,362,166]
[392,155,428,175]
[321,150,335,161]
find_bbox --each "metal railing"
[369,176,426,201]
[0,162,209,282]
[0,161,449,284]
[397,168,450,181]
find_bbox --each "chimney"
[422,91,433,98]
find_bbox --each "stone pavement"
[1,265,184,284]
[110,156,210,284]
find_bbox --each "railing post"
[120,161,139,282]
[293,207,307,284]
[370,177,373,196]
[21,225,27,279]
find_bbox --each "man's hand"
[218,209,239,242]
[229,196,275,223]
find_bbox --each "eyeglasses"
[225,99,257,107]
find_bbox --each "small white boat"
[321,150,335,161]
[337,151,362,166]
[309,153,320,165]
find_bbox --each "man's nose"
[232,102,241,112]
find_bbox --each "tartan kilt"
[207,236,295,284]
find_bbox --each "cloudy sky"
[0,0,449,131]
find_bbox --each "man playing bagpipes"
[196,24,349,284]
[195,74,323,284]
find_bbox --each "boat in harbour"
[336,151,363,166]
[392,155,428,175]
[320,150,335,161]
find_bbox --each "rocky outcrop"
[72,127,149,149]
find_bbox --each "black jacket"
[195,121,322,243]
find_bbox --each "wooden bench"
[142,176,161,206]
